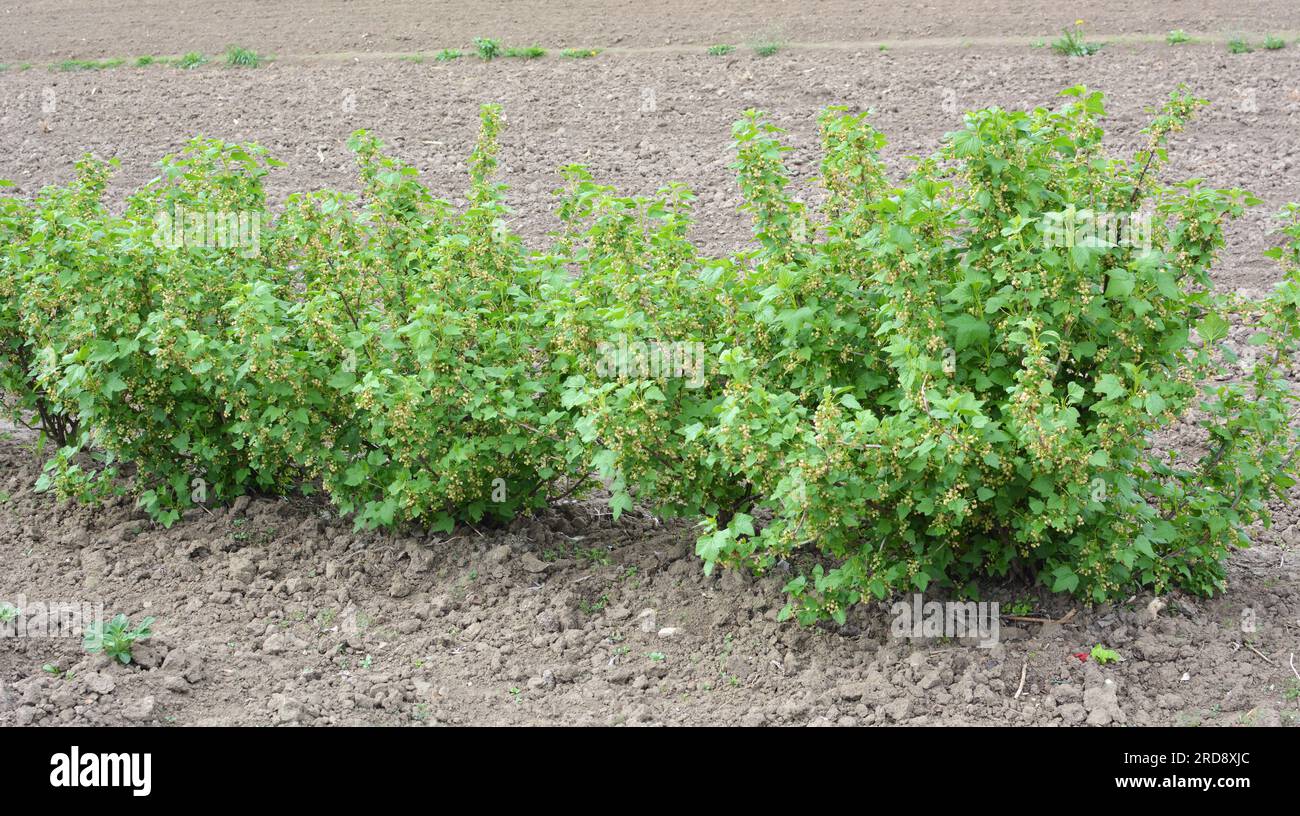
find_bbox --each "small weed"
[504,46,546,59]
[360,654,373,670]
[57,58,124,72]
[1263,35,1286,50]
[474,37,502,60]
[83,613,154,665]
[577,546,610,566]
[1166,29,1191,45]
[1283,681,1300,701]
[43,663,71,679]
[647,651,666,662]
[225,45,262,68]
[707,44,735,56]
[1008,599,1034,616]
[752,39,782,57]
[176,51,207,69]
[1090,644,1123,665]
[560,48,600,59]
[435,49,462,61]
[0,603,19,622]
[398,54,426,64]
[134,56,156,67]
[1050,22,1103,57]
[579,594,609,615]
[1227,37,1253,54]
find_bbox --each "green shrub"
[11,143,290,522]
[474,38,501,60]
[283,108,579,530]
[550,166,754,523]
[695,88,1298,620]
[1,88,1297,621]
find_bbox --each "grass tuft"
[225,45,262,68]
[504,45,546,59]
[707,44,735,56]
[57,58,124,71]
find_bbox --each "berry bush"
[2,90,1297,619]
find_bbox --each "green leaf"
[609,492,634,520]
[1197,313,1230,344]
[950,314,989,350]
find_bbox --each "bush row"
[3,87,1299,620]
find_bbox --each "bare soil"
[2,0,1296,62]
[1,1,1299,726]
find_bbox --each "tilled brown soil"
[1,430,1298,727]
[2,3,1300,726]
[2,0,1295,63]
